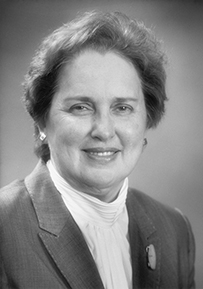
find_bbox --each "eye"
[114,104,134,115]
[69,103,93,115]
[71,105,87,111]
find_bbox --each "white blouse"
[47,160,132,289]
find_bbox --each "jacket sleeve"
[185,215,196,289]
[0,209,9,289]
[0,258,9,289]
[176,208,196,289]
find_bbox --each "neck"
[79,182,124,203]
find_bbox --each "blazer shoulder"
[127,187,192,239]
[127,188,195,288]
[127,187,176,214]
[0,179,30,220]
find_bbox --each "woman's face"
[44,50,147,202]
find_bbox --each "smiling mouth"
[89,151,115,156]
[83,148,120,161]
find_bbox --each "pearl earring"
[39,132,46,141]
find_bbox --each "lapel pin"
[146,244,156,270]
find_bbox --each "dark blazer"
[0,161,195,289]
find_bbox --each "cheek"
[46,121,78,151]
[121,121,146,148]
[51,118,91,152]
[58,127,81,148]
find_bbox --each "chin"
[83,173,122,190]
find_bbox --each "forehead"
[57,49,142,98]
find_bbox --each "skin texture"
[43,50,147,202]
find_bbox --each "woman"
[0,11,195,289]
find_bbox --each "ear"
[143,138,148,147]
[142,130,148,152]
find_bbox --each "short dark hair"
[23,11,168,162]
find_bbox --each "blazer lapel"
[25,161,104,289]
[126,189,161,289]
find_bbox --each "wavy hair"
[23,11,168,162]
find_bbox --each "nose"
[90,112,115,141]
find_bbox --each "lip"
[82,147,120,162]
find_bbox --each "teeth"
[89,151,114,156]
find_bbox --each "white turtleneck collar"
[47,160,132,289]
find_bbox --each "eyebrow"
[112,97,138,102]
[63,96,138,103]
[63,96,93,103]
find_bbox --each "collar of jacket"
[25,160,161,289]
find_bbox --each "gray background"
[0,0,203,287]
